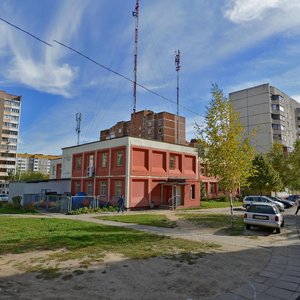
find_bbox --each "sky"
[1,0,300,155]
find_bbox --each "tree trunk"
[229,192,234,228]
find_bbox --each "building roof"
[0,90,21,101]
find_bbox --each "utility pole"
[175,49,181,144]
[131,0,139,137]
[76,112,81,145]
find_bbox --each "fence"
[22,194,107,213]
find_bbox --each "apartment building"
[100,110,186,145]
[229,83,300,153]
[0,90,21,191]
[17,153,61,175]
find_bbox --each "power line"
[0,16,202,116]
[0,17,52,47]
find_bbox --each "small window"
[169,155,176,170]
[75,156,82,170]
[75,181,81,193]
[102,152,108,168]
[117,151,123,167]
[115,180,122,196]
[191,185,195,199]
[88,154,94,167]
[87,181,93,195]
[99,181,107,196]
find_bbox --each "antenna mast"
[132,0,139,136]
[76,112,82,145]
[175,49,181,143]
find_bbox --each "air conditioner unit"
[87,166,95,177]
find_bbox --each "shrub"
[12,196,22,209]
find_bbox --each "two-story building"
[52,136,200,209]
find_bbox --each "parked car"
[0,194,8,202]
[286,195,300,202]
[269,196,294,208]
[244,203,284,233]
[243,195,284,211]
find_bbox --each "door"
[172,185,182,206]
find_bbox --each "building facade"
[17,153,61,175]
[100,110,186,145]
[51,136,200,209]
[0,90,21,192]
[229,83,300,153]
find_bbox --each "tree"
[248,154,282,194]
[267,143,290,190]
[287,140,300,192]
[8,170,49,182]
[196,84,255,226]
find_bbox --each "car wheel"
[246,224,251,230]
[276,227,281,234]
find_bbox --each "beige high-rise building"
[229,83,300,153]
[0,91,21,192]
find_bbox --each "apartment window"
[272,124,285,131]
[101,152,108,167]
[87,181,93,196]
[117,151,123,167]
[190,185,195,199]
[2,130,18,135]
[271,95,284,101]
[115,180,122,196]
[148,121,152,127]
[99,181,107,196]
[75,156,82,170]
[169,155,176,170]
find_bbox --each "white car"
[244,203,284,233]
[0,194,8,202]
[243,195,284,212]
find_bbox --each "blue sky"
[1,0,300,155]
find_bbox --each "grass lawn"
[199,200,242,209]
[95,214,177,228]
[177,213,245,235]
[0,207,37,214]
[0,217,219,262]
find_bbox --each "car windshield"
[247,205,276,214]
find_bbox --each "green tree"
[9,171,49,182]
[196,84,255,226]
[287,140,300,192]
[248,154,282,194]
[267,143,290,190]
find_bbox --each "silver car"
[243,195,284,212]
[244,203,284,233]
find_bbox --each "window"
[115,180,122,196]
[169,155,176,170]
[99,181,107,196]
[75,156,82,170]
[148,121,152,127]
[88,154,94,167]
[117,151,123,167]
[87,181,93,195]
[102,152,108,167]
[191,185,195,199]
[75,181,81,193]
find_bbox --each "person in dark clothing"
[295,198,300,215]
[117,195,125,213]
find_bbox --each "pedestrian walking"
[295,198,300,215]
[117,195,125,213]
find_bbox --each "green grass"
[199,200,242,209]
[0,217,219,262]
[0,207,37,214]
[95,214,177,228]
[177,213,245,235]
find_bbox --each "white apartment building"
[229,83,300,153]
[0,90,21,192]
[17,154,61,175]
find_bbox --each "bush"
[12,196,22,209]
[66,206,117,215]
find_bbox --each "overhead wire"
[0,16,203,119]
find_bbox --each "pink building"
[57,136,200,209]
